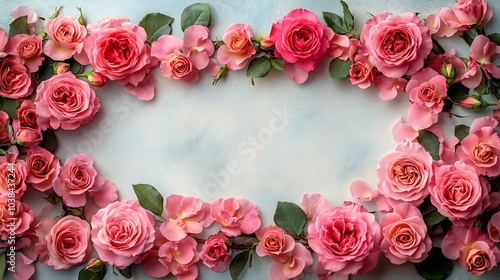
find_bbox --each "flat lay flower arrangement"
[1,0,500,279]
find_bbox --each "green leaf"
[423,210,447,228]
[41,129,58,153]
[132,184,164,216]
[417,130,440,161]
[340,0,354,31]
[0,99,20,119]
[138,13,174,43]
[118,266,132,279]
[246,57,272,78]
[270,59,284,71]
[9,16,30,37]
[181,3,211,31]
[323,12,348,34]
[328,58,352,82]
[230,250,251,280]
[274,201,307,235]
[415,247,453,280]
[454,124,470,143]
[0,252,6,280]
[78,266,107,280]
[447,82,470,103]
[488,33,500,46]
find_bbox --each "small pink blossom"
[158,236,200,280]
[217,23,256,70]
[5,34,44,72]
[349,55,376,89]
[211,197,261,237]
[200,233,231,272]
[0,198,36,240]
[300,193,331,219]
[256,225,295,258]
[25,146,60,192]
[470,35,500,79]
[326,34,358,61]
[0,153,27,199]
[0,56,35,99]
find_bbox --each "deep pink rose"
[158,236,200,280]
[210,197,261,237]
[270,8,333,83]
[442,226,500,276]
[307,202,381,275]
[375,141,433,211]
[360,12,432,78]
[5,34,44,72]
[217,23,256,70]
[200,233,231,272]
[25,146,60,192]
[36,216,92,269]
[0,198,36,240]
[91,200,156,269]
[430,161,490,226]
[349,55,376,89]
[83,18,157,100]
[34,72,100,130]
[0,56,34,99]
[255,225,295,258]
[53,154,118,208]
[0,153,27,199]
[379,203,431,264]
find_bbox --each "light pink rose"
[83,18,157,100]
[0,153,27,199]
[0,56,34,99]
[34,72,100,130]
[36,216,92,269]
[183,25,217,72]
[488,212,500,242]
[430,161,490,226]
[453,0,492,28]
[0,198,36,240]
[308,202,381,275]
[142,227,170,278]
[217,23,256,70]
[25,146,60,192]
[359,12,432,78]
[349,55,376,89]
[53,154,118,208]
[91,200,156,269]
[374,75,408,101]
[0,28,8,58]
[379,203,431,264]
[442,226,500,276]
[44,15,87,61]
[269,243,313,280]
[457,117,500,177]
[158,236,199,280]
[5,34,44,72]
[210,197,261,237]
[160,194,213,241]
[300,193,331,219]
[470,35,500,79]
[269,9,333,83]
[326,34,358,61]
[11,6,38,34]
[256,225,295,258]
[375,141,433,212]
[200,233,231,272]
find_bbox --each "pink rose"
[359,12,432,78]
[326,34,358,61]
[488,212,500,242]
[453,0,492,28]
[307,202,381,275]
[211,197,261,237]
[11,6,38,34]
[36,216,92,269]
[270,9,333,83]
[0,28,7,58]
[217,23,256,70]
[270,243,313,280]
[0,153,27,199]
[349,55,376,89]
[53,154,118,208]
[54,62,70,75]
[255,225,295,257]
[379,203,431,264]
[300,193,331,219]
[0,56,34,99]
[14,100,38,129]
[442,226,500,276]
[12,127,42,147]
[44,15,87,61]
[158,236,200,279]
[430,161,490,226]
[34,72,100,130]
[87,71,106,87]
[83,18,157,100]
[457,117,500,177]
[374,75,408,101]
[200,233,231,272]
[0,198,36,240]
[160,194,213,241]
[5,34,44,72]
[375,141,433,212]
[91,200,156,269]
[470,35,500,79]
[25,146,60,192]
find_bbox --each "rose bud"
[87,71,106,87]
[12,127,42,147]
[441,59,455,84]
[259,34,274,49]
[460,96,482,110]
[54,62,70,74]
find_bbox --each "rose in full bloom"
[359,12,432,78]
[457,117,500,177]
[255,225,295,258]
[349,55,376,89]
[442,226,500,276]
[14,100,38,129]
[91,200,156,269]
[210,197,261,237]
[36,216,92,269]
[160,194,212,241]
[375,141,433,211]
[158,236,200,279]
[300,193,331,219]
[82,18,157,100]
[270,243,313,280]
[200,233,231,272]
[0,198,36,240]
[44,15,87,61]
[217,23,256,70]
[269,8,333,83]
[0,153,27,199]
[307,202,381,275]
[429,161,490,226]
[431,0,492,36]
[0,56,34,99]
[379,203,431,264]
[25,146,60,192]
[5,34,44,72]
[34,72,100,130]
[53,154,118,208]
